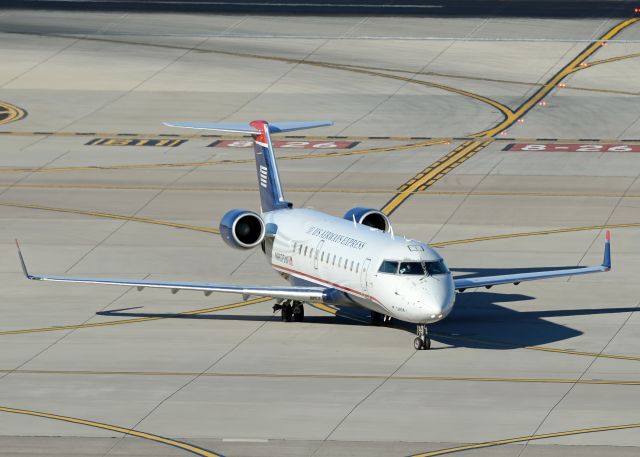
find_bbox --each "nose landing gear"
[414,323,431,350]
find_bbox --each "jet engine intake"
[219,209,265,249]
[343,207,391,233]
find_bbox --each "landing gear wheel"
[383,315,392,325]
[415,323,431,350]
[292,302,305,322]
[370,311,382,326]
[281,301,293,322]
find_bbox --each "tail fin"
[164,120,333,212]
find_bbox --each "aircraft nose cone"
[425,275,455,320]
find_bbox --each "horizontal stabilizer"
[164,120,333,134]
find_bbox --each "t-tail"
[164,120,333,212]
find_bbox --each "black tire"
[282,304,293,322]
[293,304,304,322]
[414,337,424,350]
[423,337,431,350]
[371,311,382,326]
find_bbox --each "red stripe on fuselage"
[271,263,387,309]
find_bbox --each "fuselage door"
[360,258,371,291]
[314,240,324,270]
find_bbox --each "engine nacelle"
[343,207,392,233]
[219,209,265,249]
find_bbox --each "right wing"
[16,241,327,302]
[454,231,612,291]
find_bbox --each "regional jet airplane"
[17,120,612,350]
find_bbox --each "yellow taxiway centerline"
[0,298,269,336]
[381,18,640,215]
[0,406,224,457]
[409,422,640,457]
[0,138,449,174]
[2,369,640,385]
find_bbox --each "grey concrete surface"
[0,9,639,457]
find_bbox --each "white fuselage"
[264,208,455,324]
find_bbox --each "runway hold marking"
[0,139,448,174]
[0,101,27,125]
[505,143,640,152]
[0,298,269,336]
[5,183,640,199]
[0,201,220,235]
[0,406,224,457]
[408,422,640,457]
[86,138,187,147]
[208,140,359,149]
[2,369,640,386]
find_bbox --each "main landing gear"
[273,300,304,322]
[414,323,431,350]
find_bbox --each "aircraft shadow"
[98,270,636,350]
[96,308,362,327]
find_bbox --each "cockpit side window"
[378,260,399,274]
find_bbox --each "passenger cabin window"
[304,246,308,256]
[356,263,359,273]
[332,255,336,266]
[310,248,314,258]
[321,252,325,262]
[378,261,399,274]
[399,260,449,276]
[299,245,302,254]
[350,260,354,271]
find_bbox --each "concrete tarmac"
[0,10,639,457]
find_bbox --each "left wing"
[454,231,611,292]
[16,241,326,302]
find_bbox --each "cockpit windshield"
[378,260,449,276]
[399,260,449,276]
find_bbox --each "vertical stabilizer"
[163,119,333,213]
[249,120,290,212]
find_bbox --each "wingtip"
[15,240,33,279]
[602,230,612,270]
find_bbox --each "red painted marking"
[209,140,359,149]
[606,230,611,241]
[249,120,268,143]
[505,143,640,152]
